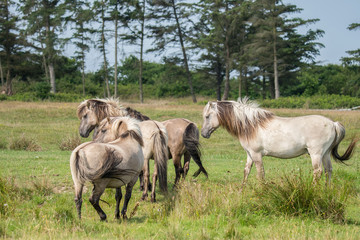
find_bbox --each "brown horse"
[77,98,208,186]
[94,117,168,202]
[70,117,144,221]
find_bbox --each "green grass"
[0,100,360,239]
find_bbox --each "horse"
[77,98,208,186]
[162,118,208,184]
[77,98,149,138]
[70,117,144,221]
[94,117,168,202]
[201,98,357,186]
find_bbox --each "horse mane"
[111,117,144,147]
[77,98,149,122]
[214,97,274,140]
[125,107,150,121]
[76,98,127,121]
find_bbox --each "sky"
[283,0,360,65]
[77,0,360,71]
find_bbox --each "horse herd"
[70,97,357,221]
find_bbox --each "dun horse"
[77,98,208,186]
[94,117,168,202]
[201,98,357,185]
[70,117,144,221]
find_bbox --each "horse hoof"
[151,197,156,203]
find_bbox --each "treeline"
[0,0,359,102]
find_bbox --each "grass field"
[0,99,360,239]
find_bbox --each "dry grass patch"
[59,134,82,151]
[9,134,42,151]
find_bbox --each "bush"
[9,134,42,151]
[260,95,360,109]
[59,135,82,151]
[251,172,349,223]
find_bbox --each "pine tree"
[20,0,67,93]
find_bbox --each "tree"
[93,0,111,97]
[0,0,30,95]
[147,0,197,103]
[65,0,94,96]
[341,22,360,66]
[248,0,323,99]
[20,0,67,93]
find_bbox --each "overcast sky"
[77,0,360,71]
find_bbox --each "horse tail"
[152,122,168,192]
[183,123,208,178]
[331,122,357,163]
[70,142,93,184]
[70,143,121,182]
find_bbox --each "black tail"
[183,123,208,178]
[332,122,358,164]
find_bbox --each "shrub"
[59,135,82,151]
[251,172,349,223]
[9,134,42,151]
[0,139,7,149]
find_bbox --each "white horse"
[201,98,357,185]
[70,117,144,221]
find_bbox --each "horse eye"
[206,115,210,119]
[101,129,107,133]
[83,114,87,119]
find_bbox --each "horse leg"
[241,154,254,190]
[173,154,183,186]
[309,152,323,184]
[252,153,265,182]
[183,151,191,178]
[141,158,150,201]
[322,152,332,186]
[74,183,84,219]
[115,187,122,219]
[121,177,137,219]
[89,184,107,221]
[139,170,144,191]
[151,163,158,202]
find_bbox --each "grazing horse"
[94,117,168,202]
[201,98,357,185]
[70,117,144,221]
[77,98,208,186]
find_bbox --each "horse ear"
[106,117,111,124]
[86,101,91,109]
[209,102,216,109]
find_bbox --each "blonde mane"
[77,98,127,121]
[213,97,274,140]
[107,116,143,147]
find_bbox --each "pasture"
[0,100,360,239]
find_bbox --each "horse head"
[94,116,143,147]
[201,101,220,139]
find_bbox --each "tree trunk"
[41,42,50,83]
[262,74,266,99]
[48,62,56,93]
[238,67,242,100]
[0,58,4,90]
[138,0,145,104]
[101,0,110,97]
[114,3,118,98]
[222,33,230,100]
[171,0,196,103]
[215,59,222,101]
[81,56,86,96]
[45,6,56,93]
[5,68,12,95]
[273,21,280,99]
